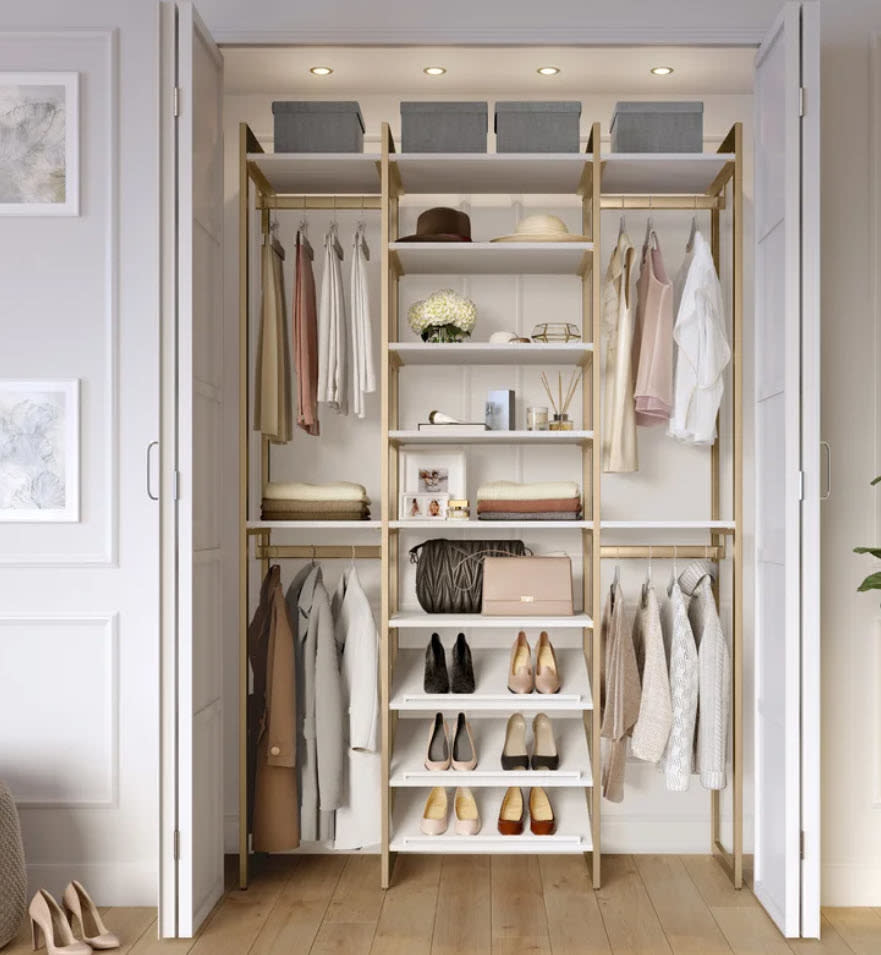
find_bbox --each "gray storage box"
[610,101,704,153]
[271,101,365,153]
[401,102,488,153]
[495,101,582,153]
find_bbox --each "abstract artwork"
[0,73,79,215]
[0,381,80,522]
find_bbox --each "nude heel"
[31,918,43,952]
[62,881,120,950]
[27,890,90,954]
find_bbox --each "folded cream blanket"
[263,481,368,502]
[475,480,580,502]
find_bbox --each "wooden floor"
[6,854,881,954]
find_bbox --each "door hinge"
[173,86,181,119]
[798,470,805,501]
[800,831,805,860]
[173,470,181,501]
[799,86,805,118]
[173,829,180,861]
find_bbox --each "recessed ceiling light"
[537,66,561,76]
[650,66,674,76]
[309,66,333,76]
[424,66,447,76]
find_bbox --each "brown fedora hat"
[398,206,472,242]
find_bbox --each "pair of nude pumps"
[420,786,481,835]
[29,881,119,954]
[507,631,561,695]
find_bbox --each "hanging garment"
[632,231,675,426]
[600,576,641,802]
[661,578,699,791]
[332,566,381,851]
[350,225,376,419]
[668,231,731,445]
[287,564,344,842]
[253,241,293,443]
[293,232,320,435]
[247,566,299,852]
[317,227,348,414]
[688,575,731,790]
[631,581,673,762]
[601,232,638,473]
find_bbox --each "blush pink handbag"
[481,556,574,616]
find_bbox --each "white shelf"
[600,520,736,531]
[390,647,593,712]
[247,152,380,195]
[390,717,592,788]
[390,786,592,853]
[389,242,592,276]
[389,429,593,447]
[601,153,734,195]
[247,520,380,530]
[389,342,592,367]
[390,613,593,631]
[391,519,592,530]
[391,153,593,195]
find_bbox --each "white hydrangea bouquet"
[408,288,477,343]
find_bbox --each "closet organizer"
[237,120,744,892]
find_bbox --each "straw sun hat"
[491,213,589,243]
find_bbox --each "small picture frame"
[401,449,466,500]
[400,493,449,521]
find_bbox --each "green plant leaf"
[857,572,881,592]
[854,547,881,559]
[872,475,881,486]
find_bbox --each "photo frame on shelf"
[401,448,466,500]
[0,379,80,521]
[0,72,79,216]
[400,493,449,521]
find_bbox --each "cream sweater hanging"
[631,582,672,763]
[661,578,699,791]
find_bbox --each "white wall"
[0,5,160,904]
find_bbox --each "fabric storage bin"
[495,101,582,152]
[610,101,704,153]
[401,102,488,153]
[271,101,365,152]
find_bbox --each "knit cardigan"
[662,579,699,791]
[631,582,673,763]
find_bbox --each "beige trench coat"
[248,565,299,852]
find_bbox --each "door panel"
[753,0,820,938]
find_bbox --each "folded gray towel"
[477,511,581,521]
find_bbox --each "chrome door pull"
[147,440,159,501]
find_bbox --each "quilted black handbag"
[408,538,529,613]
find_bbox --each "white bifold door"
[160,0,226,938]
[753,0,820,939]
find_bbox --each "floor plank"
[787,914,858,954]
[538,854,611,954]
[490,854,550,949]
[100,907,158,953]
[369,855,441,955]
[309,920,377,954]
[323,855,385,925]
[710,906,794,955]
[681,855,760,910]
[634,854,731,954]
[431,855,491,955]
[127,920,196,954]
[822,907,881,955]
[595,854,673,954]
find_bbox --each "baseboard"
[822,863,881,906]
[26,861,156,907]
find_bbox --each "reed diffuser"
[540,369,582,431]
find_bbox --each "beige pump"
[507,632,534,693]
[28,890,91,955]
[62,881,120,951]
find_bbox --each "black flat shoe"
[424,633,449,693]
[451,632,475,693]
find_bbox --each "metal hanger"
[644,215,654,248]
[687,215,697,253]
[647,545,653,585]
[618,215,626,240]
[297,219,314,261]
[327,200,344,260]
[355,221,370,262]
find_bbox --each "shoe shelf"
[390,716,593,788]
[388,429,593,447]
[390,648,594,713]
[389,786,593,854]
[389,242,592,276]
[389,612,593,630]
[388,342,593,367]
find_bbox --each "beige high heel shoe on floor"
[62,881,120,950]
[28,890,91,955]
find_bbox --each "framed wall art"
[0,72,79,216]
[0,379,80,522]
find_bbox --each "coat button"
[270,745,280,756]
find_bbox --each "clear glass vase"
[422,324,468,344]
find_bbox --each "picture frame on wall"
[0,72,79,216]
[0,380,80,522]
[401,448,466,500]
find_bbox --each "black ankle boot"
[424,633,449,693]
[451,632,475,693]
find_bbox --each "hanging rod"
[255,544,382,560]
[600,194,724,211]
[599,543,726,560]
[256,194,381,211]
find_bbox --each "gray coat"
[286,565,344,842]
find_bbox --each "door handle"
[146,441,159,501]
[820,441,831,501]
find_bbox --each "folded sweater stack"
[261,481,371,521]
[476,481,582,521]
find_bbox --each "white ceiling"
[222,45,755,96]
